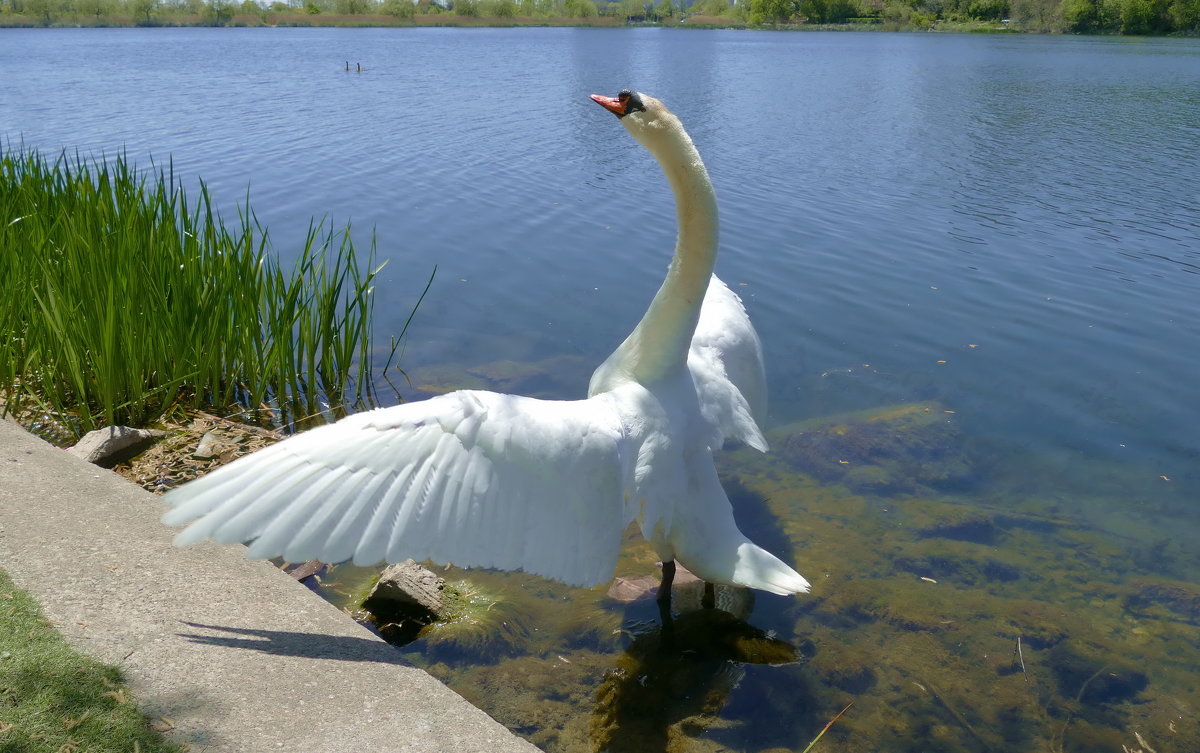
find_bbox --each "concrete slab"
[0,418,539,753]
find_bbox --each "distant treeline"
[1,0,1197,34]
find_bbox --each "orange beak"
[590,93,627,117]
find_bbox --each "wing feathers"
[244,467,351,559]
[164,390,630,588]
[689,276,769,452]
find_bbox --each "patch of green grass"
[0,569,185,753]
[0,146,410,439]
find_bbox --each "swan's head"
[590,90,688,154]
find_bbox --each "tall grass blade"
[0,144,419,440]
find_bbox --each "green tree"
[618,0,642,18]
[564,0,597,14]
[1117,0,1168,29]
[1060,0,1100,27]
[25,0,62,23]
[75,0,111,19]
[880,0,935,26]
[966,0,1006,18]
[651,0,671,17]
[748,0,796,22]
[693,0,729,14]
[1008,0,1060,29]
[128,0,158,23]
[204,0,233,22]
[1168,0,1199,27]
[381,0,415,14]
[796,0,857,21]
[483,0,517,14]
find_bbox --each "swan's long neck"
[591,122,718,392]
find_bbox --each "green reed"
[0,146,400,437]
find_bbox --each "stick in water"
[1017,635,1027,683]
[801,701,854,753]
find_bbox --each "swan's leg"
[657,597,675,638]
[656,560,676,603]
[702,582,715,609]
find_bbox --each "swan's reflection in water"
[337,564,821,752]
[592,584,803,753]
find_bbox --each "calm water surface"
[4,27,1199,753]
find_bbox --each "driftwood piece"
[284,560,326,582]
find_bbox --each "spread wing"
[688,275,769,452]
[163,390,633,587]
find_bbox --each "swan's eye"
[618,90,647,116]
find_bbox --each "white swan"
[162,90,811,601]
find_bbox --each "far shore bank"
[0,14,1003,30]
[4,15,1198,35]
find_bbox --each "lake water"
[4,26,1199,753]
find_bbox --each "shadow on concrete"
[177,622,410,664]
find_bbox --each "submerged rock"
[607,562,700,603]
[606,564,755,619]
[361,568,538,661]
[1048,640,1149,706]
[607,574,661,603]
[466,355,590,397]
[772,402,973,493]
[363,559,447,624]
[917,513,998,544]
[410,354,592,400]
[1124,578,1200,624]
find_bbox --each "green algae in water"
[420,579,535,663]
[305,385,1200,753]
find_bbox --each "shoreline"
[3,18,1197,35]
[0,15,1173,34]
[0,415,540,753]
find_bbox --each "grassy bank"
[0,569,184,753]
[0,147,403,440]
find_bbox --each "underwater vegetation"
[317,360,1199,753]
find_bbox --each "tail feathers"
[732,542,811,596]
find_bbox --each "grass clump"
[0,569,185,753]
[0,145,400,439]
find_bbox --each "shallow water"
[4,26,1199,752]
